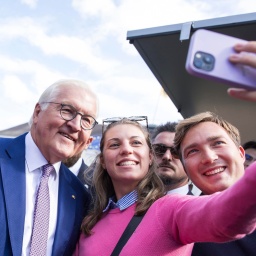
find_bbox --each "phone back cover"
[185,29,256,90]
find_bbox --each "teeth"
[119,161,136,166]
[61,133,74,141]
[204,167,224,176]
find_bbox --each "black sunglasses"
[152,144,178,157]
[102,116,148,133]
[245,153,256,162]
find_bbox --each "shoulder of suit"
[61,164,88,189]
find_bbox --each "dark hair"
[151,122,177,140]
[243,140,256,150]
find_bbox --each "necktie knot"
[42,164,54,177]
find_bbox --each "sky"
[0,0,255,131]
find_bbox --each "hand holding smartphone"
[185,29,256,90]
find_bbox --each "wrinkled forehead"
[56,86,98,112]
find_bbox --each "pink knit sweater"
[74,162,256,256]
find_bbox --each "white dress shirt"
[22,132,60,256]
[166,183,202,196]
[68,157,83,176]
[167,184,191,195]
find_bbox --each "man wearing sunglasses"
[243,140,256,169]
[151,122,193,195]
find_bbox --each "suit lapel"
[77,160,87,184]
[1,135,26,256]
[52,165,77,255]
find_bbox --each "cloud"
[72,0,116,18]
[0,54,65,92]
[71,0,256,55]
[0,17,120,76]
[2,75,34,103]
[88,74,182,125]
[21,0,38,9]
[0,0,255,132]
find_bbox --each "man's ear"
[33,103,42,125]
[239,145,246,163]
[84,136,93,149]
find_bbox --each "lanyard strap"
[110,215,144,256]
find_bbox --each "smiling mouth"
[118,161,137,166]
[59,132,75,142]
[204,167,225,176]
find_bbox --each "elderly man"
[152,122,193,195]
[0,79,98,256]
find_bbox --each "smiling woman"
[73,116,256,256]
[85,118,163,218]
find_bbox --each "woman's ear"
[100,155,106,169]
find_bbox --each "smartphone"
[185,29,256,90]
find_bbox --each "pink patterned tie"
[30,164,54,256]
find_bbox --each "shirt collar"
[166,184,190,195]
[69,157,83,176]
[103,190,138,212]
[25,132,61,178]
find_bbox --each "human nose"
[162,149,173,161]
[201,148,218,164]
[120,142,133,155]
[67,114,81,131]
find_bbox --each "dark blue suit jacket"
[77,159,88,185]
[0,134,91,256]
[192,229,256,256]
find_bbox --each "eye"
[82,116,92,124]
[186,148,198,157]
[131,140,142,146]
[61,105,74,114]
[213,140,225,146]
[109,142,120,148]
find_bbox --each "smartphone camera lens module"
[203,55,213,64]
[194,59,203,69]
[193,53,203,68]
[193,51,215,71]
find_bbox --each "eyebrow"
[70,103,96,117]
[106,136,143,142]
[183,135,223,153]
